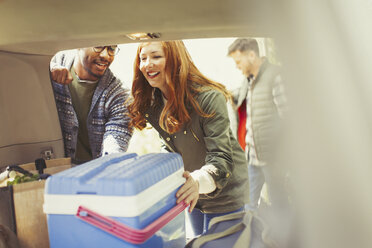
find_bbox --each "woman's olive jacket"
[144,88,248,213]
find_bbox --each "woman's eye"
[140,57,146,61]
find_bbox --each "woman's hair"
[128,40,231,134]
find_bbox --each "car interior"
[1,0,372,247]
[0,0,257,167]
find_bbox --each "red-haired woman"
[128,41,248,235]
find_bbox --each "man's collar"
[71,67,99,84]
[77,78,99,84]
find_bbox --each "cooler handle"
[76,201,188,244]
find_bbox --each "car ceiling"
[0,0,275,55]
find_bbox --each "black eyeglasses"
[93,46,120,56]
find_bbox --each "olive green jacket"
[144,88,248,213]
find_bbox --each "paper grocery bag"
[0,157,71,248]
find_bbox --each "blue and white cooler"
[43,152,187,248]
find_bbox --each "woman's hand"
[176,171,199,212]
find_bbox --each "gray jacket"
[249,61,284,162]
[145,88,248,213]
[51,51,132,162]
[234,60,285,163]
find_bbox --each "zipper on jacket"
[248,81,260,162]
[190,127,200,142]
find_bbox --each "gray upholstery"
[0,52,64,168]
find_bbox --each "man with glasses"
[50,46,132,164]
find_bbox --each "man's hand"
[176,171,199,212]
[50,66,73,84]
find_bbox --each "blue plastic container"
[44,153,186,248]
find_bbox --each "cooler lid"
[45,152,184,196]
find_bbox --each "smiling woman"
[139,42,168,96]
[127,40,248,238]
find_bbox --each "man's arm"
[50,50,75,84]
[272,74,288,118]
[101,85,133,155]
